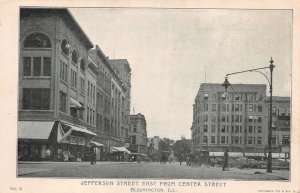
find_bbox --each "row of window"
[197,114,263,124]
[201,92,263,102]
[198,103,263,113]
[193,125,263,134]
[23,57,51,77]
[194,136,262,145]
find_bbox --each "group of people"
[186,150,229,171]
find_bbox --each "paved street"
[18,161,289,180]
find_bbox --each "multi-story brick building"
[265,96,290,156]
[109,59,131,146]
[18,8,132,161]
[129,113,148,154]
[191,83,269,153]
[18,8,96,161]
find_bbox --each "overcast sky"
[70,8,292,140]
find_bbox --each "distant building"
[191,83,268,153]
[129,113,148,153]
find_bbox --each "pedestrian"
[90,146,95,165]
[223,148,229,171]
[45,146,51,161]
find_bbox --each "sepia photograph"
[0,1,300,193]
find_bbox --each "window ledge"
[23,76,51,79]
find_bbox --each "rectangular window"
[282,135,290,145]
[221,136,226,144]
[204,114,208,122]
[204,103,208,111]
[59,91,67,113]
[257,137,262,145]
[257,126,262,133]
[23,57,31,76]
[33,57,41,76]
[235,136,239,144]
[203,136,208,143]
[211,136,215,144]
[22,88,50,110]
[258,105,263,112]
[60,61,68,82]
[258,116,262,123]
[248,126,253,133]
[249,104,253,111]
[222,104,226,111]
[78,103,84,119]
[86,107,89,123]
[235,104,239,111]
[221,115,226,122]
[235,126,239,133]
[221,125,226,133]
[248,94,253,101]
[248,137,253,144]
[80,77,85,94]
[131,136,136,144]
[203,125,208,132]
[133,124,137,132]
[43,57,51,76]
[235,115,239,122]
[204,94,208,100]
[211,125,216,133]
[212,104,216,111]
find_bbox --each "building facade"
[191,83,268,153]
[18,8,96,161]
[109,59,132,146]
[129,113,148,154]
[18,8,132,161]
[265,96,290,155]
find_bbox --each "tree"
[172,138,192,161]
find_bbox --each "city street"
[18,161,289,180]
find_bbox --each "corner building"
[18,8,132,161]
[191,83,268,153]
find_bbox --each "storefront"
[110,147,131,161]
[18,121,96,161]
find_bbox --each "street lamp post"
[222,58,275,173]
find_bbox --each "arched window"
[61,39,69,55]
[24,33,51,48]
[80,59,85,71]
[72,50,78,64]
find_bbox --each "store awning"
[18,121,55,140]
[58,122,96,143]
[61,123,97,136]
[245,153,265,157]
[111,147,131,153]
[266,153,286,158]
[70,97,84,109]
[229,152,244,157]
[209,152,224,157]
[90,141,104,147]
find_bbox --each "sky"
[70,8,292,140]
